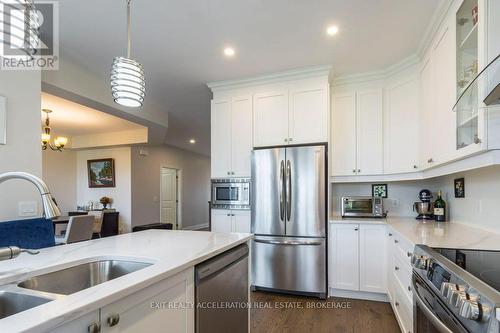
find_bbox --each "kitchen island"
[0,230,252,333]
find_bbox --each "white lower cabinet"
[328,223,386,295]
[211,209,251,233]
[54,268,194,333]
[387,228,415,333]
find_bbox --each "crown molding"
[416,0,454,58]
[333,54,420,86]
[207,65,332,92]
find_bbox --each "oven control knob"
[448,288,467,308]
[411,255,429,270]
[440,282,455,298]
[459,299,482,321]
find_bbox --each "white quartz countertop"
[0,230,252,333]
[330,216,500,251]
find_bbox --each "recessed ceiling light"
[189,139,196,144]
[224,47,235,57]
[326,25,339,36]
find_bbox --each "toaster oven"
[341,196,385,218]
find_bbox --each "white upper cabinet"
[385,77,420,174]
[231,96,253,177]
[253,89,289,147]
[331,89,383,176]
[332,93,357,176]
[253,78,329,148]
[211,99,232,178]
[211,97,253,178]
[288,80,329,145]
[356,89,384,175]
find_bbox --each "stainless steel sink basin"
[18,260,152,295]
[0,291,52,319]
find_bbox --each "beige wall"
[131,145,210,230]
[76,147,132,232]
[0,70,42,221]
[42,149,77,215]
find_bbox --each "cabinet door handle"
[428,158,434,163]
[395,266,399,271]
[284,138,288,142]
[227,171,230,175]
[357,169,361,173]
[408,286,412,292]
[354,227,359,231]
[107,314,120,327]
[352,169,356,174]
[394,239,399,244]
[388,233,393,237]
[407,251,412,257]
[88,322,101,333]
[289,138,293,142]
[395,301,400,307]
[413,165,418,169]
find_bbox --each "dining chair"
[54,215,94,245]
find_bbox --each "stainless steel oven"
[341,196,385,218]
[411,245,500,333]
[211,178,250,209]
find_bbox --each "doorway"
[160,167,181,229]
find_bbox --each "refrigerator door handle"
[254,239,322,246]
[286,160,292,221]
[279,160,285,222]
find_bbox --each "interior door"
[251,148,286,236]
[285,145,325,237]
[160,167,177,229]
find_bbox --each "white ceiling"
[55,0,445,155]
[41,92,146,137]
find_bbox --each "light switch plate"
[0,96,6,145]
[18,201,38,217]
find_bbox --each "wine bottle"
[434,190,446,222]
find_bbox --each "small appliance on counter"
[341,196,386,218]
[413,189,434,220]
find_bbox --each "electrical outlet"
[18,201,38,217]
[392,199,400,207]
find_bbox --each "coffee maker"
[413,189,434,220]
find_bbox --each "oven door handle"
[412,279,453,333]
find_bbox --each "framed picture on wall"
[87,158,116,188]
[454,178,465,198]
[372,184,388,198]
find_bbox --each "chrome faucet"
[0,172,61,260]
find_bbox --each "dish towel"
[0,218,55,249]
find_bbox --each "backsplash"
[331,165,500,232]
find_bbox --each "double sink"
[0,259,152,320]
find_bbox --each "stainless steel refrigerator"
[251,144,326,299]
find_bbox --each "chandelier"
[41,109,68,151]
[0,0,41,60]
[110,0,145,108]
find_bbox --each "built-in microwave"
[211,178,250,209]
[341,196,385,218]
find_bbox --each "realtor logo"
[0,0,59,70]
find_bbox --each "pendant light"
[0,0,41,60]
[41,109,68,151]
[110,0,145,108]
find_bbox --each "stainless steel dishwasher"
[195,243,249,333]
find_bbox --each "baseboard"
[329,288,389,303]
[182,223,209,231]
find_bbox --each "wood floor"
[250,291,400,333]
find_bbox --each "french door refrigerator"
[251,144,326,299]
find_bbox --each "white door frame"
[160,166,182,230]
